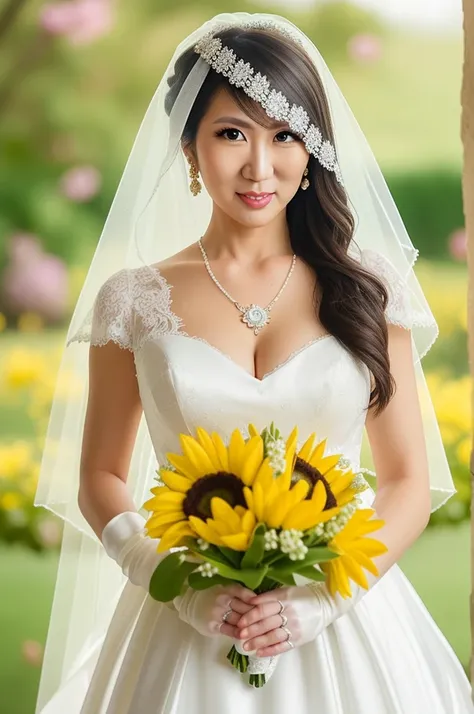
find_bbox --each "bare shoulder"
[150,243,203,287]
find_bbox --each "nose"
[241,140,274,184]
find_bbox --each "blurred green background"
[0,1,470,713]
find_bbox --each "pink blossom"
[448,228,467,262]
[1,238,69,322]
[6,233,42,263]
[348,34,383,64]
[39,0,114,46]
[22,640,44,667]
[59,165,102,202]
[37,518,63,548]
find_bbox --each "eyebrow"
[212,115,288,130]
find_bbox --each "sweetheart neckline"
[155,332,336,383]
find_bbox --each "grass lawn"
[0,520,470,714]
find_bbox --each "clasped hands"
[175,582,347,658]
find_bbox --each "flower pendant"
[241,304,270,335]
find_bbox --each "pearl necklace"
[198,239,297,335]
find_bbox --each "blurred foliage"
[386,169,464,261]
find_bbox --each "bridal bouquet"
[142,423,386,687]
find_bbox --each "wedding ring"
[282,626,294,649]
[277,600,285,615]
[280,614,288,628]
[222,608,233,623]
[282,626,292,640]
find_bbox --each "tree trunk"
[461,0,474,694]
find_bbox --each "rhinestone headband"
[194,24,344,186]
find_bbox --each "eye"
[275,131,299,143]
[215,127,245,141]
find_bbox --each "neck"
[200,205,293,263]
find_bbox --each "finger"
[256,640,294,658]
[227,598,255,615]
[249,589,287,605]
[243,626,286,653]
[226,584,256,603]
[218,622,241,639]
[238,614,283,641]
[222,610,242,627]
[237,601,282,628]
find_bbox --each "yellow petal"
[253,458,274,491]
[290,478,310,502]
[157,521,195,553]
[341,554,369,590]
[146,511,184,529]
[180,434,215,477]
[253,483,265,522]
[281,501,321,530]
[210,497,241,531]
[188,516,222,546]
[228,429,246,474]
[241,509,256,534]
[221,532,250,551]
[352,537,388,557]
[211,432,229,471]
[248,423,260,438]
[266,492,294,528]
[240,436,264,485]
[309,437,328,462]
[298,433,316,462]
[329,472,354,495]
[348,548,380,576]
[314,453,341,475]
[195,428,221,471]
[235,505,247,518]
[243,486,254,512]
[286,426,298,452]
[311,480,328,512]
[332,557,352,598]
[159,470,193,493]
[166,453,201,481]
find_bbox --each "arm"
[78,341,143,539]
[363,322,431,579]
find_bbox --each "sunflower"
[189,498,256,551]
[143,427,268,552]
[320,508,388,599]
[291,432,359,509]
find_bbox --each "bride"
[35,12,474,714]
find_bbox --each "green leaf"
[266,567,296,586]
[241,524,266,569]
[295,565,326,582]
[149,553,197,602]
[188,572,233,590]
[303,547,339,565]
[218,547,243,568]
[202,553,268,590]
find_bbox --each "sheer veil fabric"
[34,12,456,711]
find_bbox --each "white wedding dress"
[41,249,474,714]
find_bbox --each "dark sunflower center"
[292,457,337,509]
[182,472,246,520]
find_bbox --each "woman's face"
[191,88,310,227]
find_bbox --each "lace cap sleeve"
[359,249,413,329]
[67,268,134,350]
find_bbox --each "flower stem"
[249,673,266,687]
[227,645,248,672]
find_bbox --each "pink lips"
[237,192,274,209]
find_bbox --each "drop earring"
[300,167,310,191]
[187,157,202,196]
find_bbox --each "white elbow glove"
[101,511,165,591]
[272,574,381,649]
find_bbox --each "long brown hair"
[165,27,394,414]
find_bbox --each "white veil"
[34,12,456,711]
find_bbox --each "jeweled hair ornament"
[194,26,344,186]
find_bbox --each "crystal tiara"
[194,24,344,187]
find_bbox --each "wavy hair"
[165,27,395,414]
